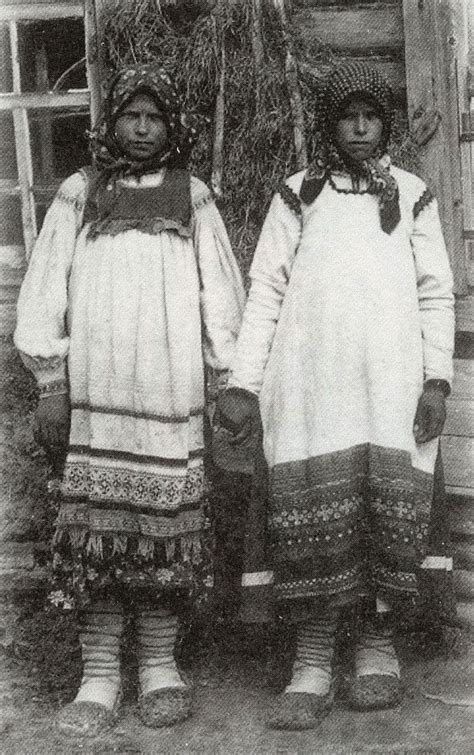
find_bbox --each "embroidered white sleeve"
[192,177,245,371]
[14,172,86,385]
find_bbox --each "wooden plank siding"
[293,4,404,54]
[293,1,406,99]
[403,0,468,295]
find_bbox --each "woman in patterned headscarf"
[218,61,454,728]
[15,64,244,735]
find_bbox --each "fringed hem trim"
[53,526,205,565]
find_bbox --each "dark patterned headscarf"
[300,61,400,234]
[89,64,199,179]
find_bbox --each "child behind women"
[218,61,454,729]
[15,64,244,736]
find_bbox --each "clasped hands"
[216,384,447,446]
[33,383,446,452]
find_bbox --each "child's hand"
[216,388,259,446]
[34,393,71,449]
[413,386,446,443]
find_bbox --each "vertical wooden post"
[84,0,108,128]
[251,0,265,74]
[403,0,467,294]
[9,20,37,258]
[273,0,307,170]
[35,42,54,184]
[211,1,225,198]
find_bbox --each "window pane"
[0,23,12,92]
[0,195,23,246]
[0,111,18,178]
[29,109,89,184]
[18,19,86,92]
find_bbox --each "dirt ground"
[1,621,474,755]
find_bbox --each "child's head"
[320,62,393,165]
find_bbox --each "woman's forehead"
[340,94,381,111]
[120,92,163,112]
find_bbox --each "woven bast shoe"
[348,674,401,711]
[267,611,339,730]
[268,682,335,730]
[138,674,193,728]
[348,620,402,711]
[136,607,194,728]
[55,695,121,738]
[55,601,124,738]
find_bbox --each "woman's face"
[114,93,168,162]
[334,96,383,163]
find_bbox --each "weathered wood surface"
[450,358,474,400]
[403,0,468,294]
[9,21,37,258]
[0,1,82,22]
[444,399,474,437]
[293,5,404,52]
[453,541,474,571]
[453,568,474,601]
[0,90,89,110]
[450,496,474,539]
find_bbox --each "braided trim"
[192,192,214,212]
[413,188,434,220]
[55,190,85,211]
[39,379,68,398]
[278,184,302,217]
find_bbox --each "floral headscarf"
[300,61,401,234]
[89,64,199,179]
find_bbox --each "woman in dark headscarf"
[218,61,454,729]
[15,64,244,736]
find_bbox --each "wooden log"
[293,5,404,54]
[453,569,474,601]
[443,398,474,437]
[456,601,474,630]
[451,359,474,400]
[441,436,474,491]
[403,0,468,294]
[453,540,474,571]
[450,496,474,539]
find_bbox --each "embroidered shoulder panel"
[278,183,302,217]
[192,191,214,212]
[56,189,85,212]
[413,187,434,220]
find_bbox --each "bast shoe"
[348,620,402,711]
[268,684,335,730]
[55,696,121,738]
[138,670,193,728]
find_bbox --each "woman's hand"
[34,393,71,450]
[413,386,447,443]
[216,388,259,445]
